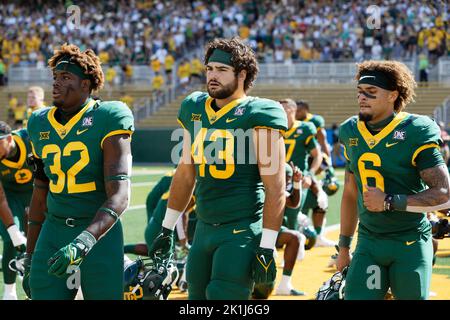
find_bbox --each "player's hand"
[148,227,174,258]
[290,161,303,183]
[363,185,385,212]
[317,189,328,210]
[336,248,352,272]
[22,253,32,299]
[302,175,312,189]
[252,247,276,284]
[48,231,96,277]
[7,224,26,253]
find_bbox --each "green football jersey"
[27,98,134,219]
[178,91,288,224]
[284,120,318,172]
[339,112,442,236]
[0,129,34,193]
[304,113,325,130]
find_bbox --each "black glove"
[252,247,276,284]
[148,227,174,258]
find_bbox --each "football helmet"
[316,267,348,300]
[302,225,317,250]
[123,255,179,300]
[322,170,340,196]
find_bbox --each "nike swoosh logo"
[226,118,237,123]
[406,241,416,246]
[385,142,398,148]
[359,75,376,81]
[260,255,267,266]
[76,128,89,135]
[232,229,247,234]
[294,134,300,138]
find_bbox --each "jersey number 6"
[357,152,385,192]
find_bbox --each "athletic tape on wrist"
[162,208,183,231]
[260,228,278,250]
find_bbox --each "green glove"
[22,253,32,299]
[252,247,277,284]
[48,231,96,277]
[148,227,174,258]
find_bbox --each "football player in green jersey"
[337,60,450,300]
[279,99,321,227]
[0,122,32,299]
[295,100,336,247]
[25,44,134,300]
[149,37,288,300]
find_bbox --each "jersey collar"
[284,121,301,138]
[205,96,249,125]
[357,112,409,149]
[1,134,26,169]
[47,99,96,140]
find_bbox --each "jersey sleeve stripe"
[305,135,314,146]
[177,118,186,129]
[411,143,439,166]
[342,144,349,161]
[101,130,134,149]
[30,140,40,159]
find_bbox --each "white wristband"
[293,181,301,190]
[162,208,183,231]
[7,224,26,247]
[260,228,278,250]
[175,215,186,240]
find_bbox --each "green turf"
[1,166,448,299]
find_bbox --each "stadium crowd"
[0,0,448,70]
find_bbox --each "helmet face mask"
[124,255,179,300]
[316,267,348,300]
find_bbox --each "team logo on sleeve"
[82,116,94,127]
[234,107,246,116]
[349,138,358,147]
[39,131,50,140]
[191,113,202,121]
[393,130,406,140]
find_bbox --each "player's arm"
[364,147,450,213]
[26,157,49,255]
[257,128,286,233]
[317,128,331,158]
[252,128,285,284]
[148,129,196,256]
[337,170,359,272]
[308,146,323,175]
[285,163,302,209]
[406,165,450,211]
[0,182,27,251]
[47,134,132,277]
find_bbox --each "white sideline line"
[125,205,146,211]
[131,182,156,187]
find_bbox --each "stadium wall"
[132,128,347,166]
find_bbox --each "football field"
[2,165,449,300]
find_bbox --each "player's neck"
[214,91,246,109]
[366,112,396,132]
[58,97,90,123]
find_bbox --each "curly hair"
[355,60,417,112]
[48,43,104,92]
[204,37,259,92]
